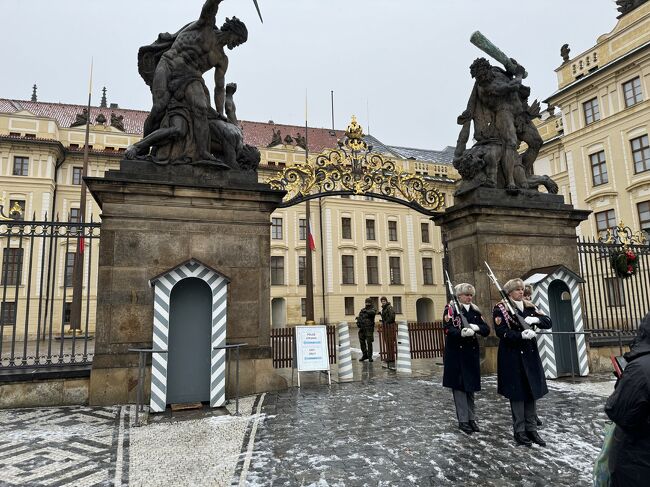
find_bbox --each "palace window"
[341,217,352,239]
[422,258,434,285]
[341,255,355,284]
[623,77,643,108]
[631,135,650,174]
[589,151,608,186]
[8,199,25,220]
[393,297,402,314]
[370,297,379,310]
[595,209,616,234]
[64,252,75,287]
[63,302,72,324]
[72,167,83,185]
[638,201,650,235]
[605,278,624,308]
[270,256,284,285]
[301,298,306,317]
[344,297,354,315]
[298,256,306,285]
[1,248,23,286]
[298,218,307,241]
[365,219,376,240]
[389,256,402,285]
[583,98,600,125]
[388,221,398,242]
[366,256,379,285]
[0,301,17,327]
[421,222,430,243]
[271,217,283,240]
[12,156,29,176]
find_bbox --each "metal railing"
[1,217,100,370]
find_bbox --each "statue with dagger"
[127,0,264,167]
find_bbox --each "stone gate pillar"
[86,161,287,406]
[433,188,590,373]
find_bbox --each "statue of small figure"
[70,109,89,128]
[453,54,558,196]
[126,0,248,168]
[95,113,107,125]
[268,128,282,147]
[225,82,238,125]
[560,44,571,63]
[111,112,125,132]
[283,134,294,145]
[616,0,646,17]
[295,132,307,150]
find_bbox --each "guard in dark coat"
[380,296,397,365]
[605,312,650,487]
[356,298,377,362]
[493,278,552,447]
[443,283,490,434]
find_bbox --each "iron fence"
[577,237,650,335]
[0,217,100,369]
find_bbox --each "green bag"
[593,422,615,487]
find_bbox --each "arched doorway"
[167,277,212,404]
[548,279,579,376]
[416,298,434,323]
[271,298,286,328]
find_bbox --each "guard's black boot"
[536,416,543,427]
[459,422,474,435]
[527,431,546,447]
[359,355,368,362]
[514,432,532,447]
[368,357,374,362]
[469,420,480,432]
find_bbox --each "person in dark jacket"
[493,278,552,447]
[380,297,397,365]
[443,283,491,434]
[605,312,650,486]
[357,298,377,362]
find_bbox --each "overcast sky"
[2,0,619,149]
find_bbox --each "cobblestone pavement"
[0,369,614,487]
[244,370,615,487]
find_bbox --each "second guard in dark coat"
[493,278,552,447]
[443,283,490,434]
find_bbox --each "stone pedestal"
[433,188,591,372]
[85,161,287,406]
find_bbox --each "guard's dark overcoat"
[493,300,552,401]
[442,302,490,392]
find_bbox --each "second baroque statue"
[453,31,558,196]
[126,0,260,172]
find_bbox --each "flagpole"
[304,90,315,325]
[70,59,93,333]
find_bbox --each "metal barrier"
[129,348,167,427]
[213,343,247,416]
[407,321,446,359]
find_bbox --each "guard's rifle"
[484,262,530,331]
[445,270,470,329]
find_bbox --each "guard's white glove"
[461,328,475,337]
[524,316,540,325]
[522,329,537,340]
[470,324,480,332]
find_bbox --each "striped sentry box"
[336,321,353,382]
[528,266,589,379]
[395,321,412,374]
[149,259,230,412]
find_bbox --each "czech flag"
[307,219,316,251]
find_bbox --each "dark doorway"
[167,277,212,404]
[416,298,434,323]
[548,279,579,376]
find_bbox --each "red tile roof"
[0,98,347,153]
[0,99,148,134]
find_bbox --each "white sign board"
[294,326,330,372]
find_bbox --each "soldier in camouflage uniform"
[380,297,397,365]
[357,298,377,362]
